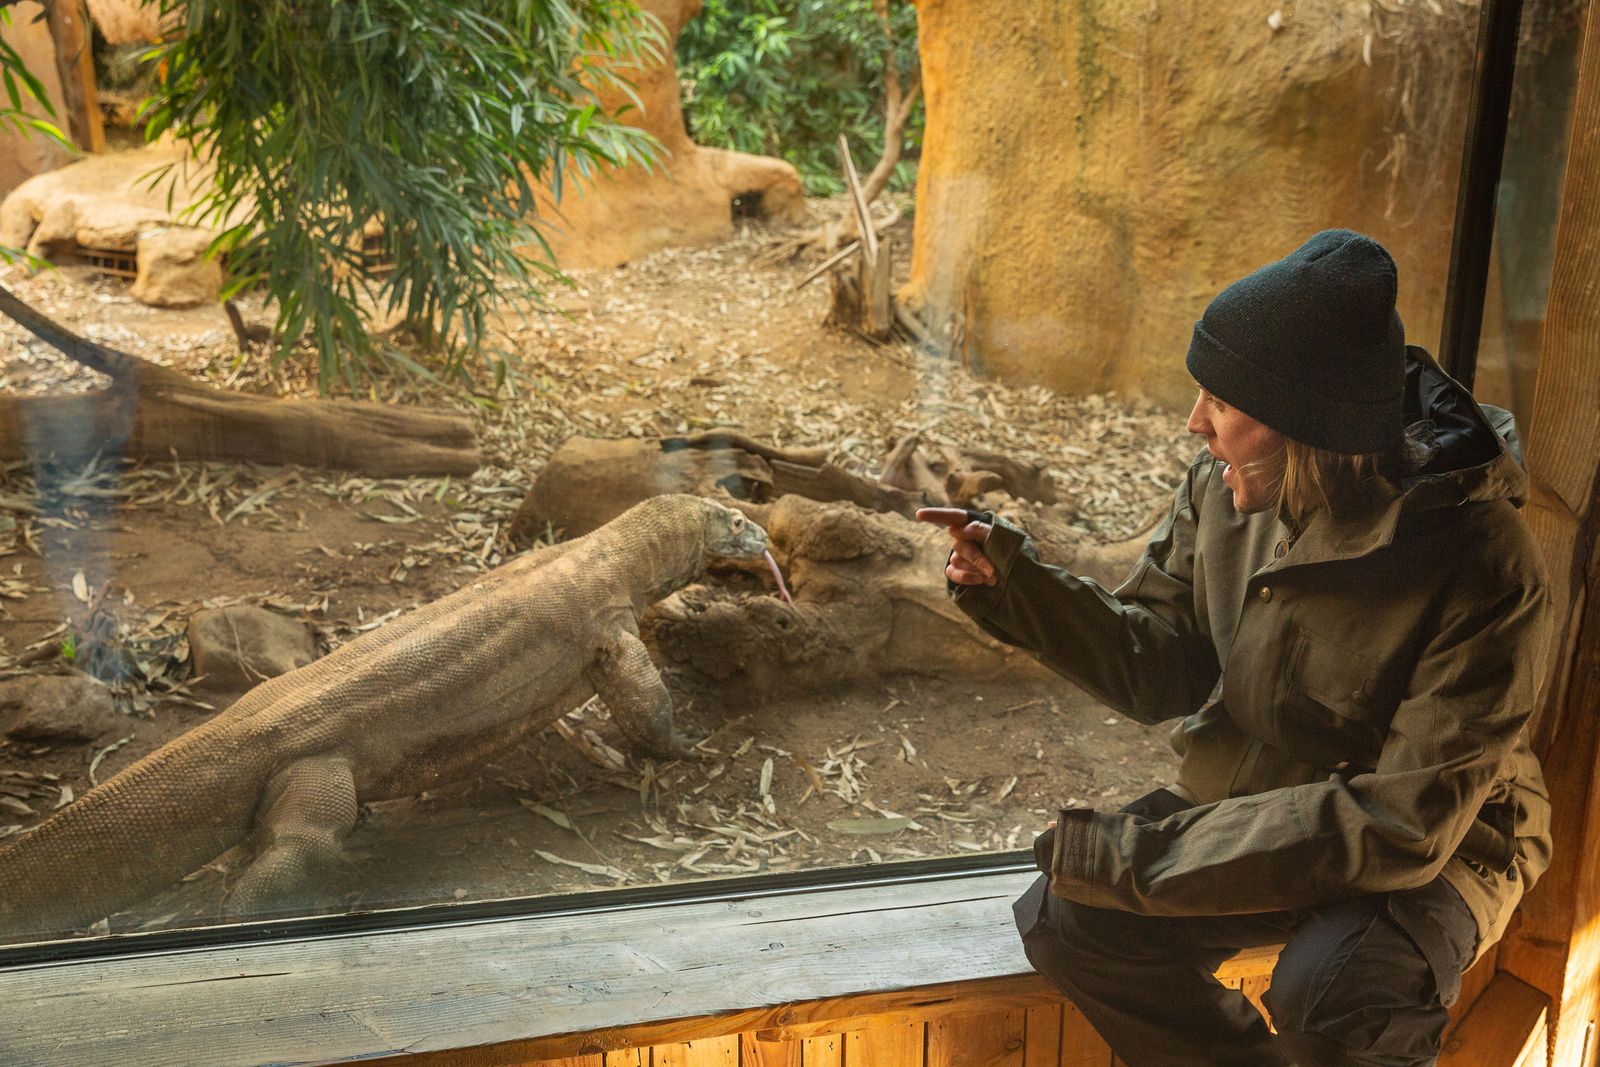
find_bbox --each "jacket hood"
[1272,347,1527,567]
[1396,345,1528,510]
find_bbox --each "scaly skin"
[0,494,768,941]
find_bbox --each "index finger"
[915,507,975,528]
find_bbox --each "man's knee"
[1024,890,1166,963]
[1263,898,1451,1064]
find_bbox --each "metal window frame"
[0,1,1524,979]
[1439,0,1527,392]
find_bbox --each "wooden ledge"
[0,869,1290,1066]
[0,870,1043,1065]
[374,945,1287,1066]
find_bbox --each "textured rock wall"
[902,0,1475,410]
[82,0,160,45]
[530,0,807,269]
[0,3,72,198]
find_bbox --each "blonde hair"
[1239,440,1387,526]
[1277,441,1387,523]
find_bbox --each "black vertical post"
[1439,0,1527,393]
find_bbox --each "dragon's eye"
[731,513,745,530]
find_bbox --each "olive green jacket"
[956,356,1552,959]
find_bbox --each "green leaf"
[130,0,662,392]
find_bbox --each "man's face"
[1185,388,1285,514]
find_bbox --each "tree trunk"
[0,283,478,475]
[43,0,104,153]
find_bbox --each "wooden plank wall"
[375,968,1281,1067]
[531,971,1268,1067]
[519,1002,1104,1067]
[1499,0,1600,1062]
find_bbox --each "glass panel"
[0,0,1563,951]
[1472,3,1587,432]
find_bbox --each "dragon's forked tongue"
[763,549,794,606]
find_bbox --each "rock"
[0,674,124,744]
[187,606,319,694]
[131,227,223,308]
[0,143,247,308]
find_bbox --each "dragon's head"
[702,500,769,560]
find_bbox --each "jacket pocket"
[1274,625,1390,770]
[1458,800,1517,875]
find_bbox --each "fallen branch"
[789,204,904,291]
[822,137,895,340]
[0,282,479,475]
[660,430,828,467]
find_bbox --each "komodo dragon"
[0,494,775,941]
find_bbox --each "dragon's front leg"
[585,628,692,761]
[224,754,359,917]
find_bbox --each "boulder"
[131,227,224,308]
[187,606,319,694]
[0,673,124,744]
[0,142,245,307]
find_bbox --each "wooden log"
[0,372,479,475]
[840,135,894,340]
[767,458,927,518]
[661,431,829,468]
[949,447,1058,506]
[43,0,103,153]
[864,237,893,340]
[512,436,777,543]
[879,432,947,500]
[0,283,478,475]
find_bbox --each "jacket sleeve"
[1045,578,1552,915]
[952,455,1221,725]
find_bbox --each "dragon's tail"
[0,723,262,943]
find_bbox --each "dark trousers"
[1014,789,1480,1067]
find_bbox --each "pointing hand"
[916,507,997,586]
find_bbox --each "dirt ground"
[0,208,1193,940]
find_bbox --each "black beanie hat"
[1185,229,1406,455]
